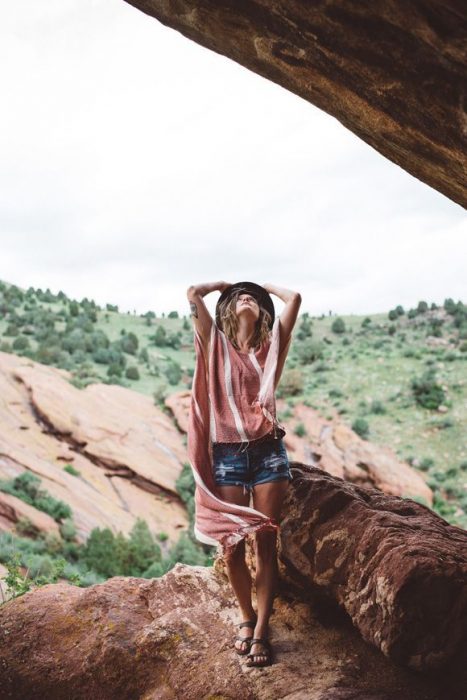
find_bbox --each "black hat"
[215,281,275,330]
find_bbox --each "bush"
[331,317,346,334]
[125,366,140,380]
[411,370,446,409]
[121,332,139,355]
[417,301,428,314]
[296,339,324,365]
[276,369,304,398]
[107,363,123,378]
[63,464,80,477]
[0,472,72,522]
[164,360,182,386]
[293,422,307,437]
[370,400,386,415]
[419,457,435,471]
[153,326,167,347]
[12,335,30,351]
[352,417,369,439]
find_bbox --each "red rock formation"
[0,352,188,544]
[124,0,467,207]
[1,563,465,700]
[279,463,467,671]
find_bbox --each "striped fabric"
[187,315,291,556]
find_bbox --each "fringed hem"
[219,518,280,558]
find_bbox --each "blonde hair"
[218,291,272,351]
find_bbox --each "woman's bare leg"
[217,484,257,652]
[250,479,289,663]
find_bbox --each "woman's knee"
[255,530,277,561]
[224,537,246,565]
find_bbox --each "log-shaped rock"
[125,1,467,207]
[1,564,465,699]
[279,463,467,671]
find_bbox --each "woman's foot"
[234,618,257,654]
[246,638,272,667]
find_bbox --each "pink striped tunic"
[187,316,291,556]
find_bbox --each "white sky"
[1,0,465,318]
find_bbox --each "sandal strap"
[248,638,271,650]
[238,620,256,629]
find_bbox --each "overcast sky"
[1,0,465,319]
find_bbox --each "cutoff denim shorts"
[212,437,293,495]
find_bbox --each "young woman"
[186,280,301,667]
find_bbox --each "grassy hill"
[0,279,466,530]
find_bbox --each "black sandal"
[234,620,256,655]
[246,637,273,667]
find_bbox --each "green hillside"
[0,279,466,533]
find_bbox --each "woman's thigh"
[212,442,251,495]
[252,479,290,523]
[249,438,292,491]
[216,484,250,507]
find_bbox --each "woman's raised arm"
[261,283,302,355]
[186,281,231,346]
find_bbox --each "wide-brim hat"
[215,281,275,331]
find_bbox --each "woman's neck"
[235,318,257,351]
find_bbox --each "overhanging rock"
[125,0,467,208]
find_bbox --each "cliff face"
[0,352,188,545]
[1,464,466,700]
[124,0,467,207]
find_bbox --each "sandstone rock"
[0,491,60,537]
[0,563,464,700]
[125,0,467,207]
[0,352,188,544]
[279,464,467,671]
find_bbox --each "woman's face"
[235,293,260,322]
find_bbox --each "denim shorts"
[212,437,292,495]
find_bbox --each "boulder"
[0,491,60,537]
[124,0,467,207]
[279,464,467,671]
[0,563,465,700]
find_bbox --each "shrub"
[107,363,123,378]
[416,301,428,314]
[331,317,346,334]
[164,360,182,386]
[352,417,369,439]
[153,384,168,406]
[0,472,72,523]
[139,347,149,363]
[294,422,306,437]
[12,335,30,351]
[411,370,446,409]
[63,464,80,477]
[121,332,139,355]
[370,400,386,414]
[125,366,140,381]
[153,326,167,347]
[296,339,324,365]
[276,369,304,398]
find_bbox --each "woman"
[186,280,301,667]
